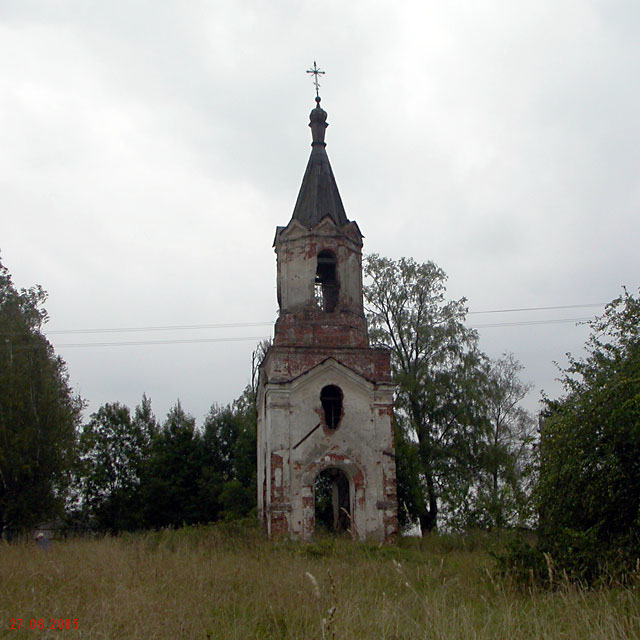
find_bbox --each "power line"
[0,303,603,349]
[45,321,273,335]
[57,336,271,348]
[3,315,596,350]
[51,316,590,348]
[469,317,591,329]
[467,303,606,315]
[38,302,606,337]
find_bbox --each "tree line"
[67,391,257,534]
[0,256,257,537]
[2,254,639,583]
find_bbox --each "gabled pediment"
[283,357,375,395]
[312,215,338,235]
[314,218,363,244]
[274,215,363,247]
[345,221,364,242]
[274,219,309,245]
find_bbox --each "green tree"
[73,395,156,533]
[364,254,488,533]
[200,385,257,520]
[451,354,536,530]
[141,401,203,528]
[0,257,82,536]
[230,385,258,499]
[535,288,640,582]
[199,403,237,522]
[392,414,427,529]
[133,394,158,448]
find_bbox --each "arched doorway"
[314,467,351,534]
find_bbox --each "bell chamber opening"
[315,250,339,312]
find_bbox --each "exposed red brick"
[270,513,289,537]
[382,511,399,543]
[270,453,284,501]
[264,345,392,384]
[352,469,365,488]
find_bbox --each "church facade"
[257,95,398,542]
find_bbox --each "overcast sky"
[2,0,638,425]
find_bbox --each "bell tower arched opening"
[314,467,351,534]
[315,250,339,312]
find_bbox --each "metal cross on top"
[306,61,325,98]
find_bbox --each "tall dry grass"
[1,523,639,639]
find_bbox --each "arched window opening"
[315,250,339,312]
[321,385,343,429]
[314,467,351,534]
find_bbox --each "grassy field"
[1,523,639,639]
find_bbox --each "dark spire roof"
[290,97,349,228]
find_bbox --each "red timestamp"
[10,618,79,631]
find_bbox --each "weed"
[1,525,639,638]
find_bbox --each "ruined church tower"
[257,91,398,541]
